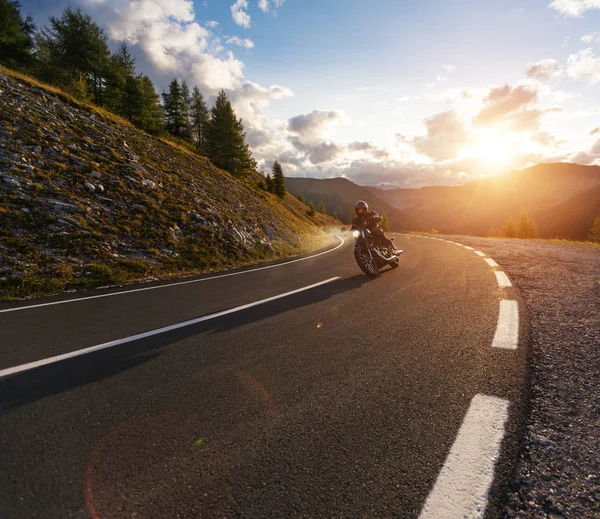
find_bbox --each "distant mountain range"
[286,163,600,239]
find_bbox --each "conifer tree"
[105,42,136,115]
[272,160,286,198]
[180,80,192,140]
[265,173,273,193]
[307,201,316,217]
[517,207,538,238]
[162,79,188,138]
[297,193,305,204]
[381,213,390,232]
[190,86,210,153]
[206,89,256,176]
[0,0,35,70]
[588,216,600,242]
[333,212,338,220]
[317,200,326,214]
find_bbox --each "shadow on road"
[0,273,381,412]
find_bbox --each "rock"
[67,144,79,153]
[132,204,147,212]
[45,133,60,143]
[83,182,96,193]
[141,178,156,189]
[170,225,183,242]
[2,176,20,187]
[91,171,102,179]
[20,208,30,214]
[96,184,105,193]
[130,162,148,175]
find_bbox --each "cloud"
[567,48,600,82]
[205,20,219,28]
[526,58,563,79]
[550,0,600,16]
[581,32,600,43]
[227,36,255,48]
[258,0,285,13]
[287,110,347,140]
[411,110,471,161]
[231,0,251,27]
[473,84,543,132]
[442,64,456,74]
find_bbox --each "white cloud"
[287,110,348,140]
[258,0,285,13]
[581,32,600,43]
[205,20,219,28]
[568,48,600,82]
[410,110,471,161]
[526,58,563,79]
[231,0,251,27]
[442,64,456,73]
[227,36,255,49]
[550,0,600,17]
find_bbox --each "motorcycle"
[343,226,402,277]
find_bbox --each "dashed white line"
[463,246,474,250]
[475,251,486,257]
[0,237,346,314]
[492,300,519,350]
[494,271,512,288]
[0,277,341,379]
[484,258,500,268]
[418,394,510,519]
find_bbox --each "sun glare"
[472,130,515,168]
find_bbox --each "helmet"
[355,200,369,216]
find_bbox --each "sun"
[472,130,515,168]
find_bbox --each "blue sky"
[19,0,600,187]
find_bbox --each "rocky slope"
[0,68,338,300]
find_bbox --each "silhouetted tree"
[0,0,35,70]
[272,160,286,198]
[162,79,189,138]
[381,213,390,231]
[517,208,538,238]
[297,193,305,204]
[588,216,600,242]
[307,201,316,217]
[501,217,518,238]
[317,200,326,214]
[265,173,273,193]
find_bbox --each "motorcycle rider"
[351,200,399,254]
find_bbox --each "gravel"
[438,235,600,519]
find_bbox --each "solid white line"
[0,237,346,314]
[492,300,519,350]
[475,251,486,257]
[494,271,512,288]
[418,394,510,519]
[484,258,499,268]
[0,277,341,379]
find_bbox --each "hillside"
[0,68,338,300]
[284,177,420,231]
[372,163,600,237]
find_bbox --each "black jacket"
[352,210,382,229]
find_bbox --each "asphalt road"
[0,234,529,518]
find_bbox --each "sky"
[19,0,600,188]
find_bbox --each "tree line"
[0,2,256,178]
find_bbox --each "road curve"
[0,234,528,518]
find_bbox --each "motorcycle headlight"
[352,230,360,238]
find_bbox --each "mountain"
[0,68,338,300]
[284,177,420,231]
[372,163,600,237]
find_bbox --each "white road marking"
[484,258,499,268]
[0,237,346,314]
[494,271,512,288]
[492,300,519,350]
[475,251,486,257]
[0,277,341,379]
[463,246,475,250]
[418,394,510,519]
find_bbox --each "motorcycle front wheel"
[354,246,380,277]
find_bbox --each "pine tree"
[297,193,305,204]
[105,42,136,115]
[0,0,35,70]
[162,79,188,138]
[180,80,192,140]
[333,212,338,220]
[588,216,600,242]
[265,173,273,193]
[37,7,112,104]
[317,200,326,214]
[124,74,164,134]
[272,160,286,198]
[206,89,256,176]
[517,207,538,239]
[381,213,390,232]
[501,217,518,238]
[307,201,316,217]
[190,86,210,154]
